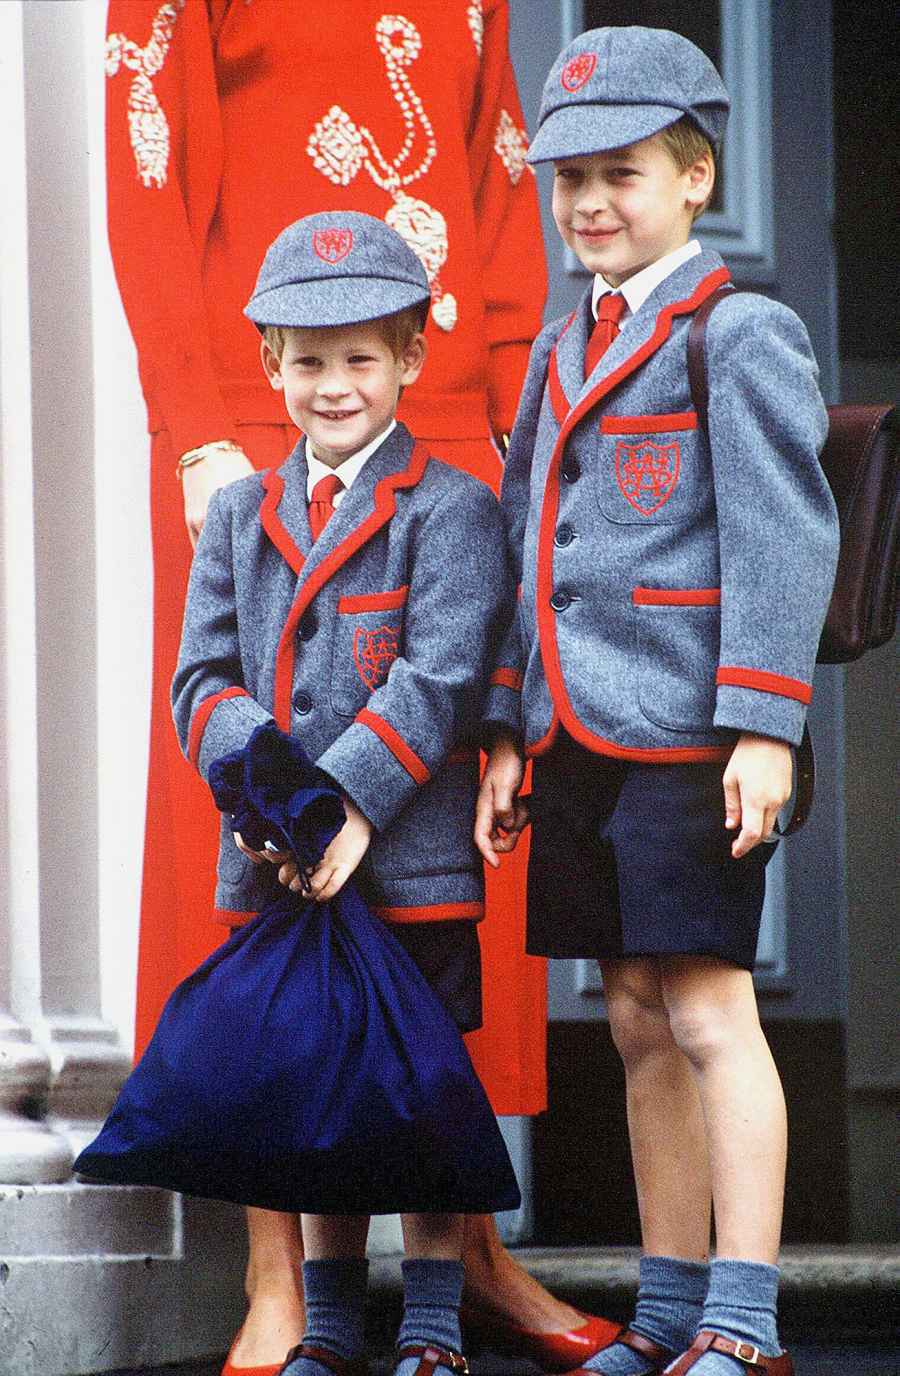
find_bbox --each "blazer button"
[293,691,313,714]
[298,611,317,641]
[555,523,574,547]
[550,589,571,611]
[561,458,581,483]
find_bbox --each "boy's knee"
[666,1000,734,1068]
[605,974,671,1064]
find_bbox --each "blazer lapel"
[259,439,311,575]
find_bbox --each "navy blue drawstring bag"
[75,723,520,1215]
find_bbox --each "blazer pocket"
[331,586,408,718]
[595,412,700,525]
[633,587,720,731]
[216,815,256,885]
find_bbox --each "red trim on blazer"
[271,441,431,729]
[601,411,698,434]
[188,687,250,766]
[716,666,813,704]
[526,713,561,757]
[546,310,578,423]
[260,467,305,575]
[337,585,409,613]
[516,582,523,601]
[374,901,484,924]
[633,587,721,606]
[490,668,524,691]
[356,707,430,785]
[537,267,735,763]
[213,907,252,927]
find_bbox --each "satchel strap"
[688,288,815,836]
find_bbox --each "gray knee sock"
[686,1258,781,1373]
[279,1258,368,1375]
[394,1258,464,1375]
[583,1255,710,1374]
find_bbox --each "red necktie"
[584,292,626,379]
[308,473,343,541]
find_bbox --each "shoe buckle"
[733,1341,762,1366]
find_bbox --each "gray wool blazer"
[485,249,840,760]
[173,423,511,921]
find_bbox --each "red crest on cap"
[561,52,597,93]
[313,229,354,264]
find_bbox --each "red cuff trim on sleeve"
[490,668,524,690]
[716,666,813,705]
[633,587,721,606]
[188,687,250,766]
[355,707,431,785]
[337,585,409,613]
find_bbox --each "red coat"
[105,0,548,1112]
[105,0,546,454]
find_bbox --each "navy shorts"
[526,733,776,970]
[386,918,483,1034]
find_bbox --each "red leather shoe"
[220,1332,284,1376]
[562,1327,674,1375]
[664,1330,793,1376]
[460,1302,621,1371]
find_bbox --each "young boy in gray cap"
[172,210,513,1376]
[476,27,839,1376]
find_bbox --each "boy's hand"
[474,732,529,867]
[722,732,793,858]
[305,797,373,902]
[183,446,254,547]
[233,832,268,865]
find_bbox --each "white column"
[6,0,130,1163]
[0,1,73,1183]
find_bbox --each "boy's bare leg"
[401,1211,465,1258]
[302,1213,371,1258]
[461,1212,585,1330]
[602,959,712,1260]
[660,956,786,1263]
[229,1206,305,1366]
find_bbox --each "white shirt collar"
[591,239,701,321]
[305,420,397,504]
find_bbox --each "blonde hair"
[263,300,429,360]
[655,116,717,221]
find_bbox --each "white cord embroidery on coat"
[307,14,457,331]
[106,0,185,190]
[494,109,530,185]
[467,2,483,56]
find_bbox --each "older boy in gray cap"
[173,211,512,1376]
[476,27,838,1376]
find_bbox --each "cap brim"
[245,276,431,330]
[526,102,682,164]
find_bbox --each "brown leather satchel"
[688,286,899,831]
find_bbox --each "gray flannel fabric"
[527,25,730,164]
[485,248,839,753]
[173,423,510,917]
[245,211,431,331]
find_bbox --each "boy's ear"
[685,151,715,212]
[398,331,427,387]
[260,337,284,389]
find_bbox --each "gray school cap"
[526,26,729,164]
[245,211,431,331]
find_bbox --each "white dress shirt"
[305,419,397,505]
[591,239,702,322]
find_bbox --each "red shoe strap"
[395,1344,469,1376]
[280,1345,368,1376]
[664,1331,793,1375]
